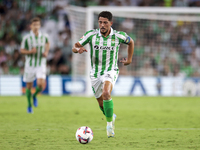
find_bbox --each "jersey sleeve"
[44,33,49,43]
[78,30,94,46]
[116,31,131,45]
[20,36,29,50]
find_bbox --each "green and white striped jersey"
[79,27,131,78]
[21,31,49,67]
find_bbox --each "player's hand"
[120,58,132,66]
[78,47,87,54]
[31,48,37,54]
[42,51,48,57]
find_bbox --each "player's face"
[30,21,41,32]
[98,17,113,35]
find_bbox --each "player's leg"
[33,78,43,97]
[32,78,45,107]
[26,82,33,113]
[96,94,117,126]
[102,81,115,137]
[96,95,105,115]
[23,66,35,113]
[102,71,119,137]
[33,67,46,107]
[91,77,105,115]
[102,81,113,122]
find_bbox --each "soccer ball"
[75,126,93,144]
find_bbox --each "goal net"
[67,6,200,96]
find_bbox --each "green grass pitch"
[0,96,200,150]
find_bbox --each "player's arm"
[72,42,87,54]
[20,36,37,55]
[120,38,134,66]
[42,42,50,57]
[42,34,50,57]
[20,48,37,55]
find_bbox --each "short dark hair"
[30,17,41,24]
[98,11,112,21]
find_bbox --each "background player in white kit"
[20,17,50,113]
[72,11,134,137]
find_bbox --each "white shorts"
[23,66,46,82]
[91,70,119,98]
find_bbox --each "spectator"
[61,37,72,57]
[169,47,181,64]
[5,40,19,55]
[0,50,7,65]
[0,0,200,77]
[181,34,196,56]
[98,0,109,6]
[0,62,9,75]
[173,64,184,77]
[121,18,134,32]
[139,0,153,6]
[189,0,200,6]
[174,0,188,7]
[180,60,194,77]
[188,50,199,69]
[48,48,69,74]
[34,0,46,18]
[161,64,172,76]
[137,60,156,76]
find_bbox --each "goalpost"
[66,6,200,96]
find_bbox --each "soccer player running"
[20,17,50,113]
[72,11,134,137]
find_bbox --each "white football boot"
[107,125,114,138]
[107,114,116,138]
[112,114,117,130]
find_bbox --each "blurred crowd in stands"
[0,0,200,77]
[115,19,200,77]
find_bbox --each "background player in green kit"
[20,17,50,114]
[72,11,134,137]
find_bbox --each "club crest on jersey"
[111,40,115,44]
[94,45,114,51]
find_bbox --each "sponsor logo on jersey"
[94,45,114,50]
[105,74,112,79]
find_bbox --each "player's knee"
[26,83,32,89]
[97,100,103,107]
[26,87,31,90]
[37,84,43,89]
[102,90,111,100]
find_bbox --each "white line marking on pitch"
[1,128,200,131]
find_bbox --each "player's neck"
[32,30,39,36]
[102,28,111,37]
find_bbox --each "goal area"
[66,6,200,96]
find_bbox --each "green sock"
[99,106,105,115]
[33,86,42,97]
[26,89,31,107]
[103,99,113,122]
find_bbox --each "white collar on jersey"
[98,27,114,37]
[30,30,42,38]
